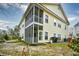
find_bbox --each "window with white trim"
[58,34,61,38]
[65,25,66,30]
[58,23,61,28]
[39,32,43,40]
[45,15,48,23]
[54,33,56,37]
[54,22,56,27]
[45,32,48,40]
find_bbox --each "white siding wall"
[42,4,66,21]
[74,26,79,38]
[19,4,69,43]
[38,11,68,43]
[19,19,25,41]
[75,27,79,34]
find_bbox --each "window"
[34,16,38,22]
[39,18,43,24]
[58,23,61,28]
[65,35,66,39]
[39,25,43,30]
[39,9,43,24]
[54,33,56,37]
[39,32,43,40]
[34,6,43,24]
[35,6,38,22]
[45,32,48,40]
[35,6,38,16]
[34,24,38,31]
[65,25,66,30]
[45,15,48,23]
[58,34,61,38]
[39,9,43,18]
[54,22,56,26]
[25,7,33,27]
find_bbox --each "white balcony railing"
[25,16,33,27]
[25,15,43,27]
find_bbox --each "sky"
[0,3,79,30]
[62,3,79,27]
[0,3,28,30]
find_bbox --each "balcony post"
[33,5,35,44]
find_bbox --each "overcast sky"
[0,3,79,30]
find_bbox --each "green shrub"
[50,37,60,43]
[70,39,79,52]
[4,34,10,40]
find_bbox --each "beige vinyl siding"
[19,19,25,41]
[42,11,68,42]
[42,4,66,22]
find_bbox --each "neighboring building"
[68,26,76,39]
[68,26,74,36]
[74,22,79,38]
[18,3,69,44]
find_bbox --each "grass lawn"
[0,40,77,56]
[47,43,68,48]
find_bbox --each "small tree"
[7,25,20,40]
[0,30,7,42]
[0,33,5,42]
[4,34,10,40]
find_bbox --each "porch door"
[34,32,38,43]
[34,24,38,43]
[39,31,43,40]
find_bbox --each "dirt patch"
[0,40,78,56]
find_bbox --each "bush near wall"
[50,37,60,43]
[70,39,79,52]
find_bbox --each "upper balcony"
[25,16,33,27]
[25,6,43,27]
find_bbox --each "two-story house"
[18,3,69,44]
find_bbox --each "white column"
[33,5,35,44]
[38,7,39,43]
[24,19,25,41]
